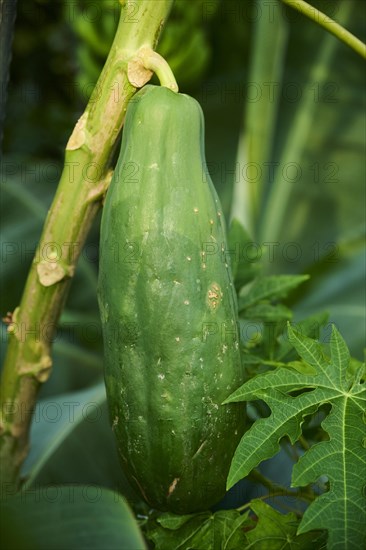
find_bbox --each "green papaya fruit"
[98,84,245,513]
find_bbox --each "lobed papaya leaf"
[225,325,366,548]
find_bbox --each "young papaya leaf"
[0,485,146,550]
[244,499,326,549]
[276,311,329,362]
[240,352,315,376]
[239,275,310,310]
[224,325,366,548]
[239,312,329,380]
[146,509,252,550]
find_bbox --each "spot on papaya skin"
[206,282,222,310]
[167,477,180,497]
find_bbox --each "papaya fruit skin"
[98,85,245,513]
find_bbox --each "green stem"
[0,0,174,491]
[298,434,310,451]
[129,47,179,92]
[246,468,317,509]
[236,489,314,514]
[281,0,366,59]
[248,469,277,492]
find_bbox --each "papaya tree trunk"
[0,0,173,492]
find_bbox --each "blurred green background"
[1,0,365,520]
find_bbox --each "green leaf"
[243,303,292,321]
[0,486,147,550]
[285,360,316,376]
[291,329,366,549]
[265,359,316,376]
[146,509,251,550]
[227,218,262,289]
[244,500,326,549]
[23,383,106,485]
[0,165,103,394]
[22,383,139,504]
[239,275,310,310]
[225,325,366,548]
[294,246,366,358]
[157,512,199,530]
[240,353,316,375]
[276,312,329,362]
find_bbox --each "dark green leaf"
[276,312,329,362]
[239,275,310,310]
[147,509,251,550]
[245,500,326,549]
[227,218,262,288]
[0,486,146,550]
[22,383,139,504]
[157,512,199,530]
[242,303,292,321]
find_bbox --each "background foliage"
[1,0,365,548]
